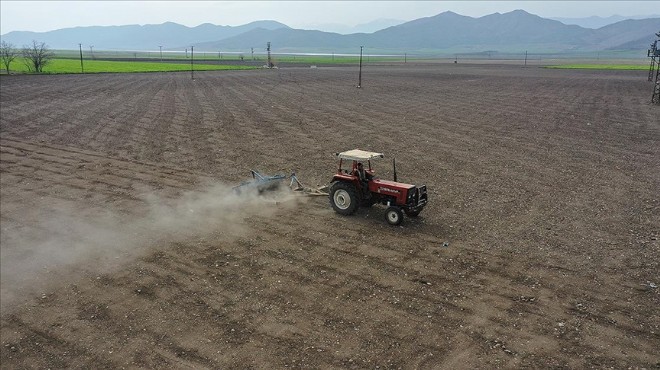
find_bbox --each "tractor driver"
[356,162,366,180]
[356,162,371,193]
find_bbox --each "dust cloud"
[0,183,302,314]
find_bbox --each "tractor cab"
[332,149,383,187]
[329,149,428,225]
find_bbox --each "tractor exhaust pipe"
[393,158,398,182]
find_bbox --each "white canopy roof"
[336,149,384,161]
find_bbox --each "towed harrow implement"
[233,170,328,196]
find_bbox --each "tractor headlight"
[408,188,416,202]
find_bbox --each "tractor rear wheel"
[385,206,404,226]
[329,182,359,215]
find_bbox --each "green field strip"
[4,58,257,74]
[544,64,648,70]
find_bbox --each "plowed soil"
[1,64,658,368]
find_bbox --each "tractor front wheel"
[330,182,359,215]
[385,206,404,226]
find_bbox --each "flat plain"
[1,63,658,368]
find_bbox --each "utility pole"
[524,50,528,66]
[78,43,84,73]
[159,45,162,62]
[357,46,363,88]
[190,46,194,80]
[185,48,188,58]
[89,45,94,60]
[650,32,660,104]
[649,37,659,81]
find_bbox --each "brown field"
[1,64,658,368]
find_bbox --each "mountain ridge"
[1,20,289,50]
[550,14,660,29]
[1,10,658,53]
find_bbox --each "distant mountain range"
[1,10,658,54]
[0,20,289,51]
[194,10,660,53]
[302,19,406,35]
[550,14,660,29]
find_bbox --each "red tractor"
[329,149,428,225]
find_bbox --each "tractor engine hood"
[372,179,415,190]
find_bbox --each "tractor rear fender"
[331,174,364,191]
[332,173,358,183]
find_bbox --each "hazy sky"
[2,1,659,34]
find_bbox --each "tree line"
[1,40,54,74]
